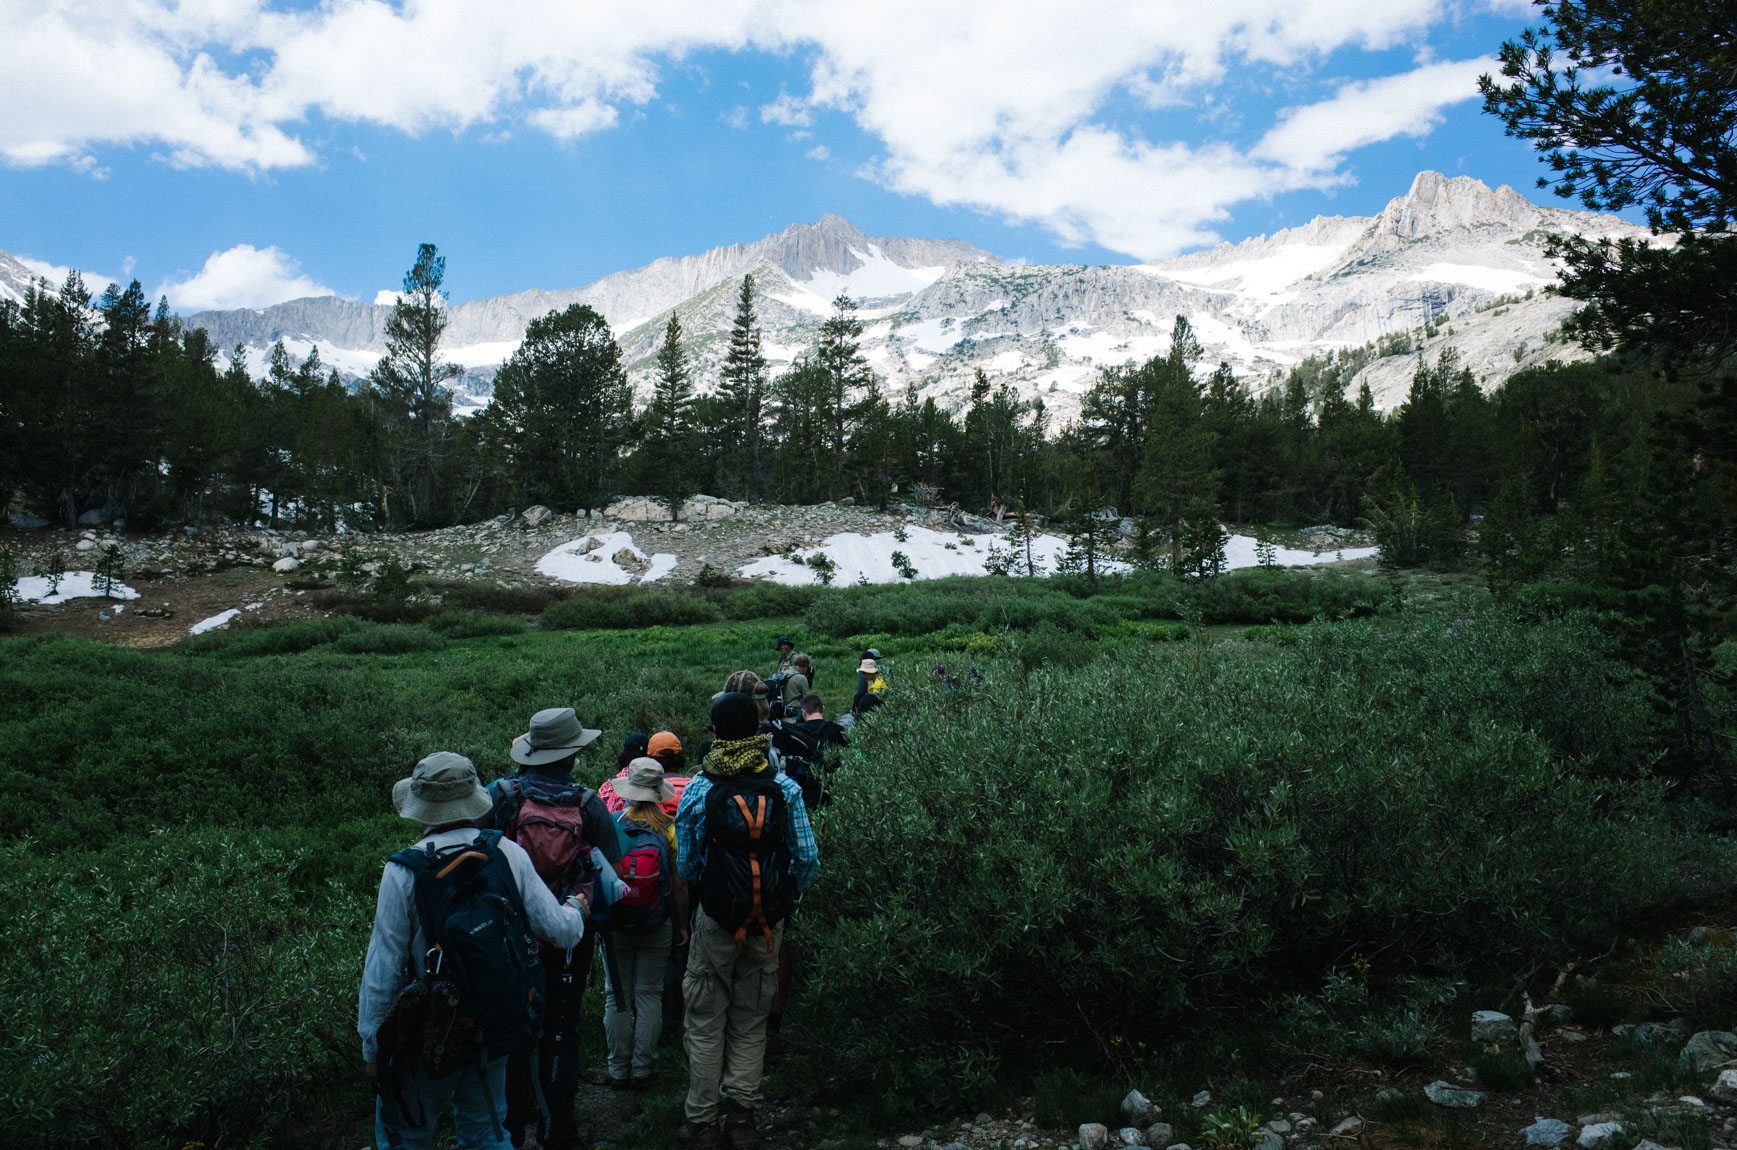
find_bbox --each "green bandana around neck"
[703,734,769,778]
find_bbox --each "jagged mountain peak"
[1375,170,1540,239]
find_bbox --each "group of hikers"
[358,638,891,1150]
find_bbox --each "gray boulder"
[1118,1128,1149,1147]
[1121,1090,1157,1126]
[1471,1010,1518,1043]
[1146,1123,1175,1147]
[1522,1118,1574,1146]
[77,509,106,526]
[1079,1124,1110,1150]
[8,513,50,528]
[521,504,555,528]
[1711,1068,1737,1103]
[1424,1081,1485,1108]
[272,557,300,573]
[1680,1031,1737,1071]
[1577,1122,1623,1149]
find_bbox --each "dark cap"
[711,692,760,740]
[776,635,794,648]
[621,731,650,759]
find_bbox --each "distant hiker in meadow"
[772,636,796,677]
[359,752,588,1150]
[778,654,812,718]
[478,708,628,1150]
[853,650,886,700]
[675,693,819,1150]
[600,757,690,1089]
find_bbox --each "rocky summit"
[1,172,1654,418]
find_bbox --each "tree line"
[0,242,1670,554]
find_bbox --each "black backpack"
[769,723,824,808]
[380,831,546,1073]
[700,771,792,950]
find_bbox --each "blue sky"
[0,1,1589,310]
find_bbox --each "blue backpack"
[385,831,546,1069]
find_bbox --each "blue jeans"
[375,1056,511,1150]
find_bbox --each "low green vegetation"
[2,568,1733,1145]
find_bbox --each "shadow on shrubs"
[796,610,1730,1104]
[539,587,724,631]
[0,829,371,1148]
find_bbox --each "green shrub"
[430,581,570,615]
[1189,567,1395,623]
[1468,1048,1536,1090]
[1009,621,1097,670]
[717,581,822,621]
[1032,1068,1126,1130]
[424,609,526,638]
[182,615,367,655]
[330,622,446,654]
[540,588,723,631]
[798,611,1729,1100]
[1562,978,1632,1029]
[0,830,372,1147]
[1512,579,1621,621]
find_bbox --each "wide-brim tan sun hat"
[393,751,493,824]
[510,706,602,766]
[857,658,879,675]
[617,756,676,804]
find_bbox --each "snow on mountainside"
[1,173,1656,415]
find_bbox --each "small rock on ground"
[1425,1081,1486,1109]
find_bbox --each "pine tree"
[368,244,463,525]
[486,303,631,514]
[647,313,696,520]
[1132,318,1220,571]
[816,294,871,498]
[717,275,769,498]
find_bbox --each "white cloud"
[805,144,830,161]
[760,89,813,127]
[2,1,1500,258]
[721,104,750,130]
[159,244,335,311]
[1254,57,1493,174]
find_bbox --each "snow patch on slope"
[14,572,140,603]
[1408,263,1548,294]
[803,245,946,300]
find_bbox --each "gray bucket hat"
[617,756,676,804]
[511,706,602,766]
[393,752,493,824]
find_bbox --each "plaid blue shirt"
[676,769,819,895]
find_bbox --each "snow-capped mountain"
[1,172,1655,414]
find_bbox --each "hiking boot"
[629,1075,656,1092]
[676,1120,721,1147]
[723,1109,756,1150]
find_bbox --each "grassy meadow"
[2,567,1733,1148]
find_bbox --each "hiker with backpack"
[601,731,691,815]
[477,708,628,1150]
[674,693,820,1150]
[359,752,588,1150]
[600,757,691,1089]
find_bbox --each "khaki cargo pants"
[682,909,783,1123]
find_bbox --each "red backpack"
[609,815,672,931]
[500,778,596,900]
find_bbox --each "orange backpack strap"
[729,794,776,952]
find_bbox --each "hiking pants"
[504,938,593,1150]
[375,1057,510,1150]
[601,922,673,1079]
[682,909,783,1123]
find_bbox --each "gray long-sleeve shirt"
[357,827,586,1062]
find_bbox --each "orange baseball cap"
[647,731,683,758]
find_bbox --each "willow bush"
[800,610,1731,1100]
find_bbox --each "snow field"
[530,525,1377,591]
[13,572,140,604]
